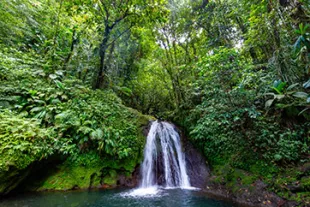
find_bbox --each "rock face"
[117,166,140,188]
[0,166,32,197]
[204,180,299,207]
[165,124,210,188]
[183,139,210,188]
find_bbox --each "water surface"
[0,188,235,207]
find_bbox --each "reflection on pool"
[0,188,236,207]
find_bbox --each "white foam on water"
[121,187,161,197]
[180,186,200,191]
[164,186,200,191]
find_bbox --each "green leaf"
[28,90,38,96]
[55,70,64,76]
[49,74,57,80]
[299,23,304,32]
[117,86,133,96]
[287,83,299,91]
[90,128,103,140]
[294,36,303,53]
[30,107,44,113]
[275,95,285,100]
[35,110,46,119]
[303,79,310,89]
[274,154,282,161]
[295,29,301,35]
[54,80,65,89]
[265,99,274,108]
[293,92,308,99]
[78,126,93,135]
[299,107,309,115]
[51,99,61,104]
[273,80,286,94]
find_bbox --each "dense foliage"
[0,0,310,204]
[182,48,310,167]
[0,41,150,194]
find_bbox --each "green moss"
[36,151,141,191]
[296,192,310,204]
[212,176,224,184]
[103,170,118,186]
[248,162,279,178]
[39,164,103,190]
[128,107,155,127]
[261,167,310,204]
[301,177,310,190]
[269,168,302,191]
[241,175,257,185]
[211,163,310,205]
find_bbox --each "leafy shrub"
[0,110,54,171]
[0,46,149,176]
[180,48,309,169]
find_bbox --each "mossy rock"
[0,166,31,196]
[35,152,141,191]
[241,175,257,185]
[300,176,310,191]
[103,170,118,186]
[38,164,103,191]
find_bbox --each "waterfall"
[140,121,190,189]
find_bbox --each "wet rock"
[117,166,140,188]
[0,165,32,197]
[183,138,210,188]
[165,124,210,188]
[287,183,304,193]
[203,179,301,207]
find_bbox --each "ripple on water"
[0,188,235,207]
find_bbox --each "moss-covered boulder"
[33,152,142,191]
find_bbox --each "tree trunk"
[235,17,258,62]
[94,27,110,89]
[63,28,78,71]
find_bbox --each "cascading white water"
[140,120,190,189]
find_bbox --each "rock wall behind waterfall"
[181,131,210,188]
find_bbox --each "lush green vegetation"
[0,0,309,205]
[0,27,152,193]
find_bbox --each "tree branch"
[100,0,109,22]
[109,7,130,30]
[106,24,133,47]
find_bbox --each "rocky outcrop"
[0,166,32,197]
[184,140,210,188]
[204,180,299,207]
[116,166,140,187]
